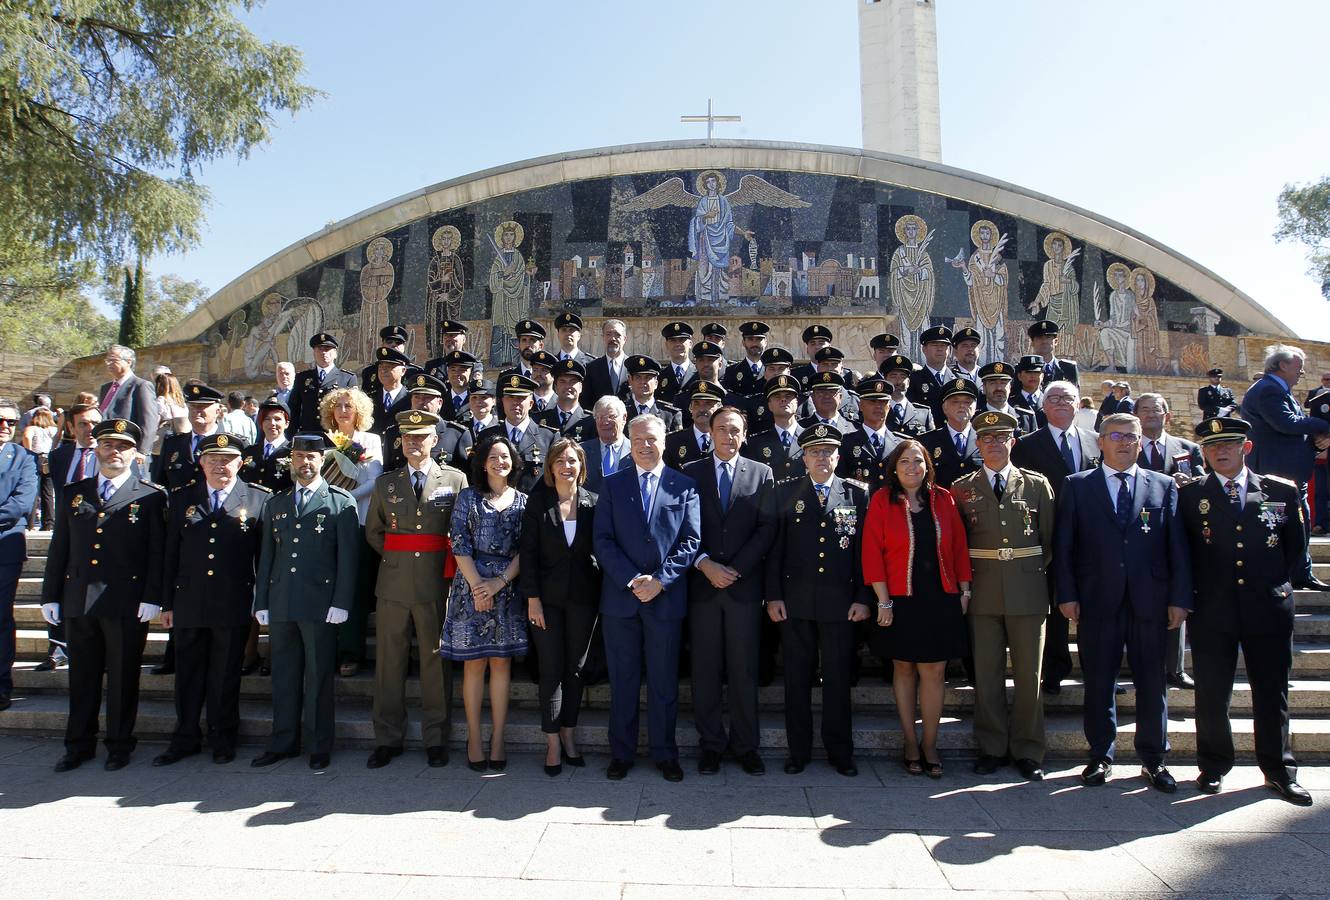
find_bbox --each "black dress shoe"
[832,759,858,777]
[104,752,131,771]
[1041,680,1062,696]
[1142,763,1177,793]
[1167,672,1196,689]
[258,663,271,677]
[251,750,298,768]
[467,757,488,773]
[606,758,633,780]
[1266,779,1314,806]
[544,762,563,777]
[309,753,330,770]
[488,757,507,772]
[657,759,684,782]
[54,751,94,772]
[239,659,260,677]
[1294,577,1330,592]
[212,749,236,765]
[1015,758,1045,781]
[366,746,403,769]
[150,663,174,676]
[426,746,449,768]
[1195,772,1222,794]
[972,754,1006,775]
[697,749,722,775]
[739,752,766,776]
[561,748,585,768]
[152,747,198,767]
[1080,758,1112,785]
[783,758,806,775]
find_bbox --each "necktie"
[100,479,113,502]
[750,362,759,379]
[510,427,521,444]
[701,433,711,453]
[211,489,222,512]
[935,369,945,385]
[603,444,615,475]
[675,366,684,382]
[993,473,1005,502]
[1226,478,1241,509]
[535,397,546,412]
[891,403,902,424]
[263,443,273,459]
[1150,441,1163,471]
[384,391,392,409]
[453,394,464,411]
[610,362,621,394]
[317,369,325,384]
[100,379,120,412]
[73,447,87,481]
[559,409,568,428]
[191,434,201,458]
[780,430,792,450]
[1114,472,1132,524]
[297,487,310,514]
[870,431,883,457]
[954,433,966,456]
[412,470,424,500]
[639,404,649,417]
[640,472,654,516]
[718,461,732,511]
[815,482,829,509]
[1060,431,1076,472]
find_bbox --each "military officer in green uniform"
[364,410,469,769]
[950,410,1056,781]
[919,379,984,488]
[251,433,361,770]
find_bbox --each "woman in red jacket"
[863,439,972,777]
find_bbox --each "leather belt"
[968,546,1042,561]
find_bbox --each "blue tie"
[870,431,883,457]
[718,461,733,511]
[815,482,829,508]
[603,444,615,474]
[640,472,654,517]
[701,433,711,454]
[780,430,792,449]
[453,394,464,411]
[1115,472,1132,524]
[1060,431,1076,472]
[100,479,113,502]
[211,489,222,512]
[954,433,965,456]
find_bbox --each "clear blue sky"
[151,0,1330,340]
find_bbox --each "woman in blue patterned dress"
[439,434,528,771]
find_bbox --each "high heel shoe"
[544,759,563,777]
[562,746,586,768]
[488,757,507,772]
[467,756,487,773]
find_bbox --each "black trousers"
[529,603,598,734]
[170,624,249,754]
[1042,593,1074,686]
[65,615,148,755]
[690,594,762,756]
[268,620,337,756]
[1192,625,1297,783]
[782,617,854,765]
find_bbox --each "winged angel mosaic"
[618,171,809,303]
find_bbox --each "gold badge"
[982,413,998,426]
[1198,499,1211,514]
[933,446,942,459]
[762,447,772,458]
[510,375,519,387]
[72,494,82,507]
[678,445,687,458]
[672,323,681,333]
[416,375,425,386]
[564,360,574,370]
[115,420,127,433]
[217,434,229,448]
[994,363,1005,374]
[815,425,828,438]
[1210,419,1222,433]
[409,411,422,423]
[185,505,197,518]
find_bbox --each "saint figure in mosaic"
[426,225,466,354]
[1097,262,1135,371]
[1030,231,1080,333]
[949,220,1009,360]
[889,214,936,353]
[1130,266,1166,372]
[487,220,532,366]
[359,236,395,362]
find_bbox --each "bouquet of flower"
[322,432,366,491]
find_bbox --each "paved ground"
[1,735,1327,898]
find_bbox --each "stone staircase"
[6,533,1330,761]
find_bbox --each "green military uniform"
[950,410,1056,766]
[254,445,361,760]
[364,411,469,754]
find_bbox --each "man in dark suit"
[421,320,470,381]
[288,333,358,434]
[665,381,724,471]
[240,399,294,493]
[581,395,632,494]
[153,382,227,493]
[381,374,473,471]
[906,325,955,423]
[478,374,558,494]
[836,375,903,496]
[1180,416,1312,805]
[684,407,777,776]
[879,353,934,438]
[98,344,159,455]
[535,359,592,441]
[1197,368,1236,420]
[1095,379,1119,431]
[0,399,39,710]
[722,321,770,397]
[1309,371,1330,535]
[976,362,1036,436]
[624,355,683,433]
[765,424,872,776]
[359,325,413,395]
[918,379,983,488]
[583,318,630,408]
[1113,382,1134,416]
[655,321,696,407]
[742,374,806,482]
[1053,411,1192,793]
[594,413,701,782]
[154,434,270,766]
[1240,344,1330,589]
[368,346,414,435]
[1012,380,1102,693]
[551,311,595,367]
[40,420,166,770]
[1029,320,1079,386]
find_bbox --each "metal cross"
[681,98,741,140]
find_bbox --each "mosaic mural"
[202,169,1243,382]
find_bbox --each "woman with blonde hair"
[318,387,383,676]
[152,372,189,460]
[21,407,58,530]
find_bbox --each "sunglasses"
[0,418,17,427]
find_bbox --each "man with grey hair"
[580,395,631,493]
[1240,344,1330,589]
[272,362,296,409]
[98,344,158,454]
[585,318,631,406]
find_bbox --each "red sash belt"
[383,533,455,578]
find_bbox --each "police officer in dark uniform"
[665,381,725,471]
[41,419,167,772]
[1180,416,1312,805]
[458,376,500,438]
[241,398,295,493]
[381,373,474,471]
[552,311,596,366]
[422,320,470,379]
[918,379,984,488]
[836,375,903,497]
[764,424,872,776]
[1013,355,1048,423]
[800,372,859,432]
[433,350,477,423]
[289,333,358,433]
[1197,368,1236,420]
[869,332,902,375]
[154,433,270,767]
[1028,320,1079,386]
[535,358,592,440]
[950,326,984,386]
[656,321,696,406]
[907,325,956,423]
[790,324,835,388]
[154,382,226,493]
[879,354,934,438]
[360,325,413,394]
[368,345,415,434]
[736,347,798,436]
[723,321,770,396]
[513,319,548,377]
[624,355,683,432]
[976,361,1038,435]
[478,374,557,493]
[742,374,807,482]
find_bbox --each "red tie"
[100,380,120,412]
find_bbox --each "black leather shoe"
[1041,680,1062,696]
[739,752,766,776]
[309,753,330,770]
[258,662,271,677]
[104,752,131,771]
[783,758,806,775]
[972,754,1006,775]
[606,758,633,780]
[239,659,260,677]
[251,750,298,768]
[1015,758,1045,781]
[1293,577,1330,592]
[1195,772,1222,794]
[150,663,174,676]
[212,749,235,765]
[1266,779,1314,806]
[488,757,507,772]
[1167,673,1196,689]
[832,759,858,777]
[54,751,94,772]
[426,746,449,768]
[697,749,722,775]
[467,758,487,773]
[152,748,198,767]
[657,759,684,782]
[1115,683,1127,696]
[366,746,402,769]
[1142,763,1177,793]
[1080,758,1112,785]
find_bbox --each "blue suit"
[579,436,632,495]
[1053,466,1192,766]
[1,441,40,695]
[593,464,700,761]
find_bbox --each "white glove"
[254,609,269,626]
[137,603,161,623]
[41,603,61,626]
[325,607,349,625]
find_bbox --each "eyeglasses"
[977,433,1013,445]
[1105,431,1141,444]
[0,417,17,427]
[1044,395,1076,406]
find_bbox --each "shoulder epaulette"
[1265,474,1298,489]
[142,479,168,493]
[248,483,273,494]
[327,484,356,500]
[655,400,679,412]
[844,478,869,492]
[169,482,194,493]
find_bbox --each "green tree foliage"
[0,240,116,357]
[103,266,209,348]
[1275,176,1330,291]
[118,259,145,346]
[0,1,320,271]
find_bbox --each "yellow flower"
[328,432,351,452]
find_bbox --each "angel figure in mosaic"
[426,225,466,354]
[948,219,1009,360]
[889,214,936,352]
[359,236,395,362]
[618,170,810,303]
[1030,231,1081,333]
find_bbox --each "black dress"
[883,504,969,663]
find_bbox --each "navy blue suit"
[593,464,700,762]
[579,437,632,494]
[1,441,40,695]
[1053,466,1192,766]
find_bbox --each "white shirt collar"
[204,483,231,504]
[946,424,973,442]
[406,458,434,478]
[984,463,1016,486]
[296,476,325,495]
[506,418,530,438]
[1048,423,1075,444]
[316,365,333,377]
[1103,461,1139,479]
[635,461,666,481]
[97,470,133,495]
[264,436,287,451]
[862,422,888,441]
[693,425,709,444]
[714,452,740,476]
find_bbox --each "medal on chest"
[1139,509,1151,533]
[128,501,140,524]
[315,513,326,534]
[239,507,249,531]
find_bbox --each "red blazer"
[862,485,972,596]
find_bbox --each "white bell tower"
[858,0,942,162]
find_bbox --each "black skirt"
[881,505,969,663]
